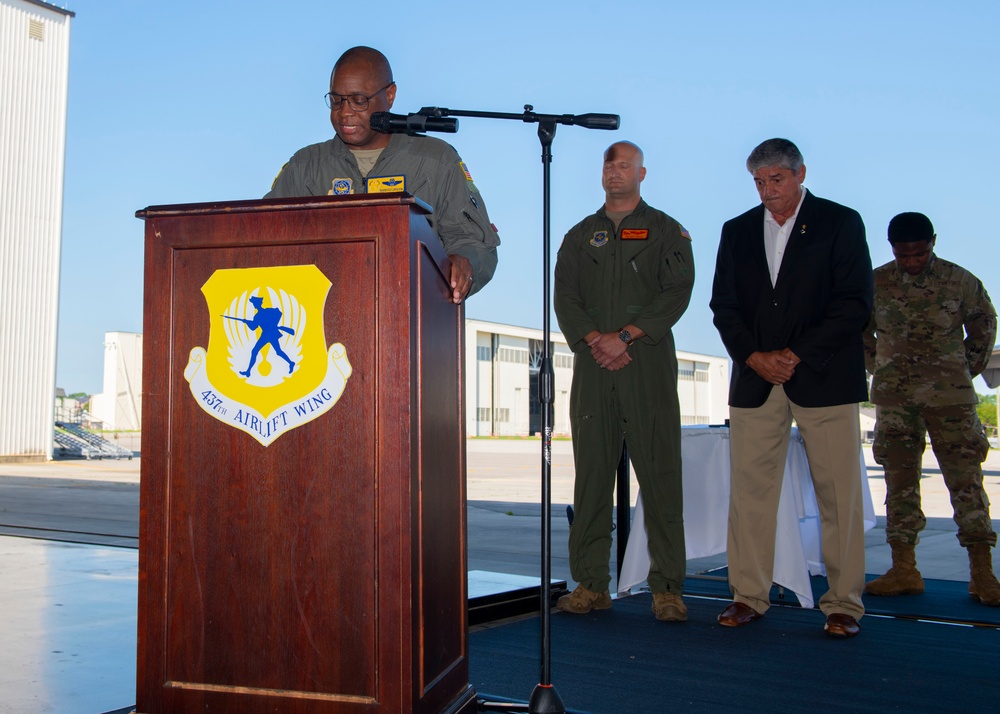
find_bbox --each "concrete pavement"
[6,436,996,584]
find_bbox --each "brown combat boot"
[967,543,1000,607]
[864,541,924,595]
[556,585,612,614]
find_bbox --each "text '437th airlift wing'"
[183,264,352,446]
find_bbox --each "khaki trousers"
[728,386,866,618]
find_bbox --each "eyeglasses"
[324,83,394,111]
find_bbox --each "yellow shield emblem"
[183,264,352,446]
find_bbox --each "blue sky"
[57,0,1000,395]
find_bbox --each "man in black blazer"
[710,138,873,638]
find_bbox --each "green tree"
[977,392,997,429]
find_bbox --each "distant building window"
[29,19,45,41]
[679,368,695,381]
[477,407,509,422]
[553,353,574,369]
[696,369,709,382]
[681,415,710,425]
[477,346,491,361]
[497,347,528,364]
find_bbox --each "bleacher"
[54,422,133,460]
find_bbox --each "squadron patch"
[329,178,353,195]
[271,163,288,191]
[366,175,406,193]
[621,229,649,240]
[680,225,692,240]
[591,231,609,247]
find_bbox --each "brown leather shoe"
[717,601,763,627]
[824,613,861,638]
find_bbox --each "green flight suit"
[554,200,695,594]
[266,132,500,294]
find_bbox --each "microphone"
[567,113,620,130]
[370,112,459,134]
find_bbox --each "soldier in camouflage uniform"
[863,212,999,605]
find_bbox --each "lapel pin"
[800,224,807,234]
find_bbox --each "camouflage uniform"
[864,254,997,547]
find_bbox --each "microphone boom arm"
[417,105,619,131]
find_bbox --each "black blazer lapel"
[741,205,771,289]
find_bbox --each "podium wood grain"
[136,195,474,713]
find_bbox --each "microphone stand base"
[477,683,570,713]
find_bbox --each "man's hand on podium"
[448,254,474,304]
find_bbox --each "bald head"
[604,141,644,167]
[602,141,645,209]
[331,46,393,87]
[327,46,397,150]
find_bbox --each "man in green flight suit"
[554,141,695,621]
[864,211,1000,605]
[266,46,499,304]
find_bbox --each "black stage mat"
[470,593,999,714]
[681,570,1000,626]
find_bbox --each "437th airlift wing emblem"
[183,264,352,446]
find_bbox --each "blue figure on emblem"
[224,296,296,377]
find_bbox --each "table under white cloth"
[617,426,876,608]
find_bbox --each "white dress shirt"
[763,187,807,287]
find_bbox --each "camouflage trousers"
[873,404,995,547]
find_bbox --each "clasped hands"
[746,348,801,385]
[587,331,632,371]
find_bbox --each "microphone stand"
[415,105,618,714]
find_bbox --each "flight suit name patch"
[621,229,649,240]
[367,175,406,193]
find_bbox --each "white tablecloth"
[617,426,875,609]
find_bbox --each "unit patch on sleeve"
[680,224,692,240]
[366,175,406,193]
[621,229,649,240]
[271,163,288,191]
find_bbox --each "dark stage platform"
[470,591,999,714]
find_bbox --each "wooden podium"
[135,195,475,713]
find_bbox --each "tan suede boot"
[556,585,612,614]
[864,541,924,595]
[967,543,1000,607]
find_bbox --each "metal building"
[89,332,143,431]
[0,0,74,461]
[465,318,730,437]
